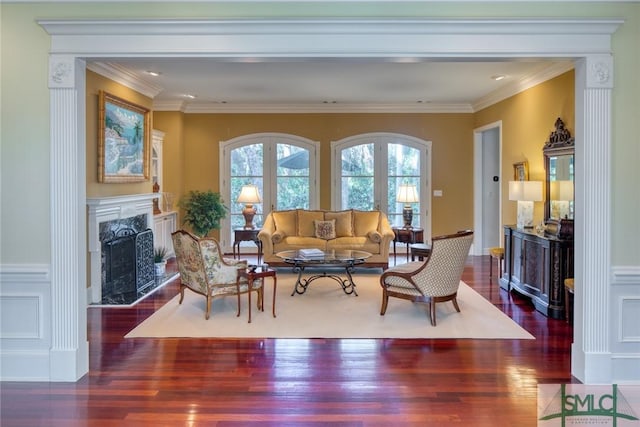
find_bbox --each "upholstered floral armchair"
[171,230,263,320]
[379,230,473,326]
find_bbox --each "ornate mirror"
[543,118,575,235]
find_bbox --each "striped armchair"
[379,230,473,326]
[171,230,263,320]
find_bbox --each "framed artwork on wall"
[513,161,529,181]
[98,90,150,183]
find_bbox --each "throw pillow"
[298,210,325,237]
[314,219,336,240]
[353,210,380,237]
[272,210,297,237]
[271,230,285,244]
[367,230,382,243]
[325,210,354,237]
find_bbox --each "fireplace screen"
[102,228,154,304]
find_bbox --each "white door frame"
[472,121,502,256]
[34,18,620,383]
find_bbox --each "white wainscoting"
[611,266,640,384]
[0,264,52,381]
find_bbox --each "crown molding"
[87,62,163,98]
[119,60,572,114]
[472,61,575,111]
[176,102,474,114]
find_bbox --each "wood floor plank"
[0,255,576,426]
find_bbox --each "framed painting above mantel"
[98,90,150,183]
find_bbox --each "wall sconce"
[550,180,574,220]
[509,181,543,229]
[236,184,261,229]
[396,183,419,228]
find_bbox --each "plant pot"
[154,260,167,277]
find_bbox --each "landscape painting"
[98,91,150,183]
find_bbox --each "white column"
[48,55,89,381]
[572,55,613,384]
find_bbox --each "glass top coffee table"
[276,249,371,296]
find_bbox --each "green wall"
[1,2,639,265]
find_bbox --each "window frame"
[331,132,432,242]
[220,132,320,252]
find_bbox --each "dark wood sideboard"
[500,225,573,319]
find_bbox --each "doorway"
[38,18,619,383]
[473,122,502,256]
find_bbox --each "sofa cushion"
[327,237,380,254]
[353,210,380,237]
[297,210,325,237]
[314,219,336,240]
[325,210,353,237]
[279,236,327,249]
[272,209,297,237]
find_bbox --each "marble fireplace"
[87,193,158,304]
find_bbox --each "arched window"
[331,132,432,240]
[220,133,319,251]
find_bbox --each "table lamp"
[550,180,574,219]
[237,184,261,229]
[509,181,542,229]
[396,184,419,228]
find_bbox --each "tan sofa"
[258,209,394,269]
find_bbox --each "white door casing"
[36,18,621,383]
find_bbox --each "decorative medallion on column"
[48,55,75,88]
[586,55,613,88]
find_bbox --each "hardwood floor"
[1,255,576,426]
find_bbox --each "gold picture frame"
[98,90,150,183]
[513,161,529,181]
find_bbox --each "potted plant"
[154,247,168,277]
[179,190,228,237]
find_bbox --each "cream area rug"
[125,273,534,340]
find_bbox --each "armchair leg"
[205,295,212,320]
[429,301,437,326]
[452,297,461,313]
[380,290,389,315]
[179,284,186,304]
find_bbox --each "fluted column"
[573,55,613,384]
[48,55,89,381]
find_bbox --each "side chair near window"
[379,230,474,326]
[171,230,263,320]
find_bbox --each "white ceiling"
[90,58,574,112]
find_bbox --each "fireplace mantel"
[87,193,157,304]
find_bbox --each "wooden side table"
[410,243,431,261]
[233,228,262,264]
[237,267,277,323]
[392,227,424,262]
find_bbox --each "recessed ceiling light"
[491,75,506,81]
[183,94,196,99]
[145,71,161,77]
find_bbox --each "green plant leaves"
[179,190,228,237]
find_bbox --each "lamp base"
[516,200,534,229]
[242,205,257,229]
[402,206,413,228]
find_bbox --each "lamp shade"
[508,181,542,202]
[236,184,262,204]
[396,184,419,204]
[550,180,574,201]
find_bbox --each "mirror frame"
[543,118,575,223]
